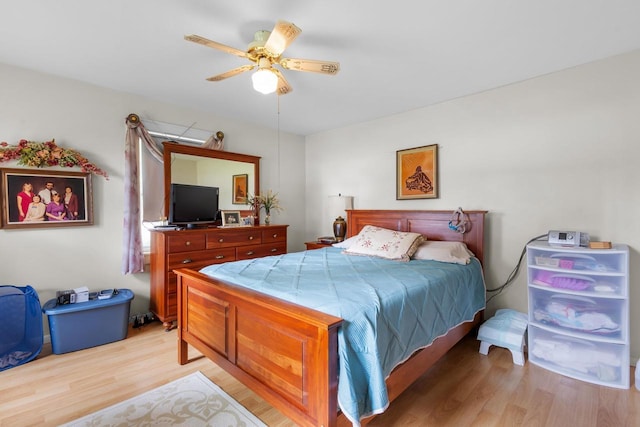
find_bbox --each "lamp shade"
[252,68,278,94]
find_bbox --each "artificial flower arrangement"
[246,189,283,224]
[0,139,109,179]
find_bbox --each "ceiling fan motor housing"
[248,30,270,53]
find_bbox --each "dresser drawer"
[236,242,287,260]
[167,234,206,253]
[262,228,286,243]
[168,248,236,270]
[206,229,262,248]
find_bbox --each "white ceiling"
[2,1,640,136]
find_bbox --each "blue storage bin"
[0,285,43,371]
[42,289,134,354]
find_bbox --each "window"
[139,137,164,250]
[137,120,214,250]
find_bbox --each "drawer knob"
[270,248,277,252]
[219,238,224,243]
[246,251,255,256]
[215,255,225,259]
[272,234,278,238]
[182,258,193,264]
[249,236,254,240]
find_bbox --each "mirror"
[163,142,260,218]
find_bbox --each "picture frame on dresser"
[221,210,241,226]
[0,168,93,229]
[396,144,438,199]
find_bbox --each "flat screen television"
[169,183,220,228]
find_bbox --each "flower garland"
[0,139,109,179]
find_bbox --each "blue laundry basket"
[0,285,43,371]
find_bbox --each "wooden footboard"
[176,268,343,427]
[177,267,482,427]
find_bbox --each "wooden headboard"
[346,209,487,266]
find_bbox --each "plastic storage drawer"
[528,325,628,388]
[528,287,625,341]
[42,289,133,354]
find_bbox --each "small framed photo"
[1,168,93,229]
[232,174,248,204]
[221,210,241,226]
[396,144,438,199]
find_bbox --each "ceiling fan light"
[252,68,278,94]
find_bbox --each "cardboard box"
[55,286,90,304]
[73,286,89,303]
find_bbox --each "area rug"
[60,371,267,427]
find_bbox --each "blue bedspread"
[200,247,485,425]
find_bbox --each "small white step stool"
[477,309,528,366]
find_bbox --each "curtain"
[122,113,163,274]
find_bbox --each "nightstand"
[305,241,334,250]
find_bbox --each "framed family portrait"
[232,174,248,204]
[0,168,94,229]
[396,144,439,200]
[221,210,241,227]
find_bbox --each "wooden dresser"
[150,225,288,330]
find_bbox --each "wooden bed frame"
[176,209,487,427]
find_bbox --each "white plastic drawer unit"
[526,241,629,389]
[528,325,629,388]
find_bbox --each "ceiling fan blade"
[184,34,248,58]
[264,21,302,57]
[206,65,255,82]
[279,57,340,75]
[272,69,293,96]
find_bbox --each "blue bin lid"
[42,289,134,314]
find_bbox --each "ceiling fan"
[185,20,340,95]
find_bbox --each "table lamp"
[328,194,353,242]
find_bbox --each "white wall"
[305,50,640,359]
[0,62,305,317]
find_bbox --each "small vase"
[264,213,271,225]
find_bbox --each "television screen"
[169,183,219,227]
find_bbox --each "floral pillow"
[343,225,425,261]
[411,241,475,265]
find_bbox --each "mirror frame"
[162,141,261,219]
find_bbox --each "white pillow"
[411,241,475,265]
[332,235,358,249]
[343,225,424,262]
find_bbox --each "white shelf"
[526,241,629,389]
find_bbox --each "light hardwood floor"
[1,322,639,427]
